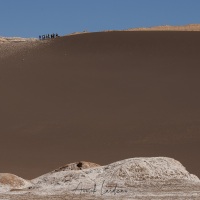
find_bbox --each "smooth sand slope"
[0,31,200,179]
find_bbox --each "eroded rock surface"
[29,157,200,198]
[0,173,32,193]
[0,157,200,199]
[53,161,100,172]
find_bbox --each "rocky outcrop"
[53,161,100,172]
[31,157,200,196]
[0,173,32,193]
[0,157,200,198]
[99,157,200,183]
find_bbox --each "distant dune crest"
[127,24,200,31]
[0,23,199,43]
[1,24,200,44]
[0,37,37,43]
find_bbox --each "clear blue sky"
[0,0,200,38]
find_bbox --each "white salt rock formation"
[0,157,199,198]
[0,173,32,193]
[94,157,200,195]
[99,157,199,183]
[32,161,102,192]
[53,161,100,172]
[31,157,199,196]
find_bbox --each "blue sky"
[0,0,200,38]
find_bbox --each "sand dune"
[0,30,200,180]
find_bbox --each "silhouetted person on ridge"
[39,33,59,40]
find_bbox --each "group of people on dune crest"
[39,33,59,40]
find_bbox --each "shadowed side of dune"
[0,31,200,179]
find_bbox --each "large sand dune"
[0,30,200,180]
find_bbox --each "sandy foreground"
[0,193,200,200]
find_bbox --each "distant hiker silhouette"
[39,33,59,40]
